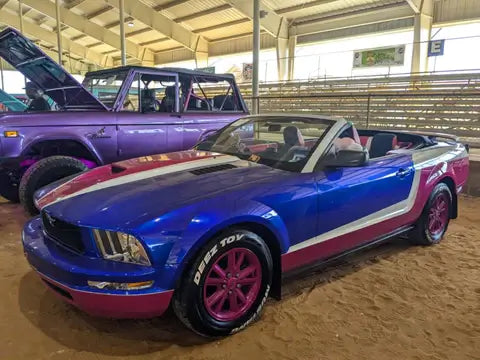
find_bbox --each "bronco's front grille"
[41,211,85,254]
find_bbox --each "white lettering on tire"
[193,233,245,285]
[231,284,270,334]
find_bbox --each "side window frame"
[115,69,180,113]
[182,75,245,114]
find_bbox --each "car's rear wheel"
[173,229,273,337]
[0,169,20,202]
[409,182,452,245]
[19,156,87,215]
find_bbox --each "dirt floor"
[0,197,479,360]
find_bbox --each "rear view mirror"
[324,148,369,167]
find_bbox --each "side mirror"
[324,148,369,167]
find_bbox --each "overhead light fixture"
[127,21,134,27]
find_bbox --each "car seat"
[160,86,176,112]
[141,89,157,113]
[369,133,396,158]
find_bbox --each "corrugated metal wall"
[434,0,480,23]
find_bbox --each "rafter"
[103,0,208,53]
[64,0,87,10]
[20,0,154,64]
[276,0,338,15]
[87,6,113,20]
[193,18,250,34]
[174,4,231,23]
[0,8,113,68]
[154,0,191,11]
[225,0,288,38]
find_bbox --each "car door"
[116,70,181,160]
[312,153,415,258]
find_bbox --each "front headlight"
[92,229,151,266]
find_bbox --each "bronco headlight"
[92,230,151,266]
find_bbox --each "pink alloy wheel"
[203,247,262,322]
[428,193,449,236]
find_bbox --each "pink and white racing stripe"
[37,151,239,209]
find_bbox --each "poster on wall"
[196,66,216,73]
[242,63,253,81]
[353,45,405,68]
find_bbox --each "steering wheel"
[280,146,309,162]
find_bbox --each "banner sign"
[428,39,445,57]
[196,66,215,73]
[242,63,253,81]
[353,45,405,68]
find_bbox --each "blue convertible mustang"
[23,114,469,336]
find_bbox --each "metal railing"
[240,72,480,146]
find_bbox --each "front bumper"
[22,217,174,319]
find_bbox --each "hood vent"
[190,163,237,176]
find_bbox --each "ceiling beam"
[64,0,87,10]
[276,0,338,15]
[20,0,154,64]
[192,18,250,34]
[225,0,288,38]
[87,5,113,20]
[291,3,413,36]
[103,0,208,53]
[154,0,191,11]
[139,37,169,46]
[0,8,114,68]
[174,4,231,23]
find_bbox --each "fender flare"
[20,135,103,165]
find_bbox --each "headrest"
[141,88,155,100]
[165,86,176,97]
[283,126,305,147]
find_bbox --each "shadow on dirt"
[17,236,412,356]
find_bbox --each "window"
[121,72,178,113]
[83,71,128,108]
[196,116,333,172]
[181,75,242,112]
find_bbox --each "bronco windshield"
[82,71,128,108]
[195,116,334,172]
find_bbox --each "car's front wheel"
[173,229,273,337]
[19,156,88,215]
[409,182,452,245]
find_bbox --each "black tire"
[409,182,452,246]
[173,229,273,337]
[0,169,20,202]
[19,156,88,215]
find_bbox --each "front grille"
[41,211,85,254]
[190,163,237,175]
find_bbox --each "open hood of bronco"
[0,28,108,111]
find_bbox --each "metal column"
[55,0,63,65]
[18,0,24,33]
[119,0,127,66]
[252,0,260,114]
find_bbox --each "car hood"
[0,28,107,111]
[39,150,285,229]
[0,89,27,111]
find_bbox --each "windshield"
[195,116,334,172]
[82,71,128,108]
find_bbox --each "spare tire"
[19,156,88,215]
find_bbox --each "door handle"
[396,168,412,178]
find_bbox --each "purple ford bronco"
[0,28,248,214]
